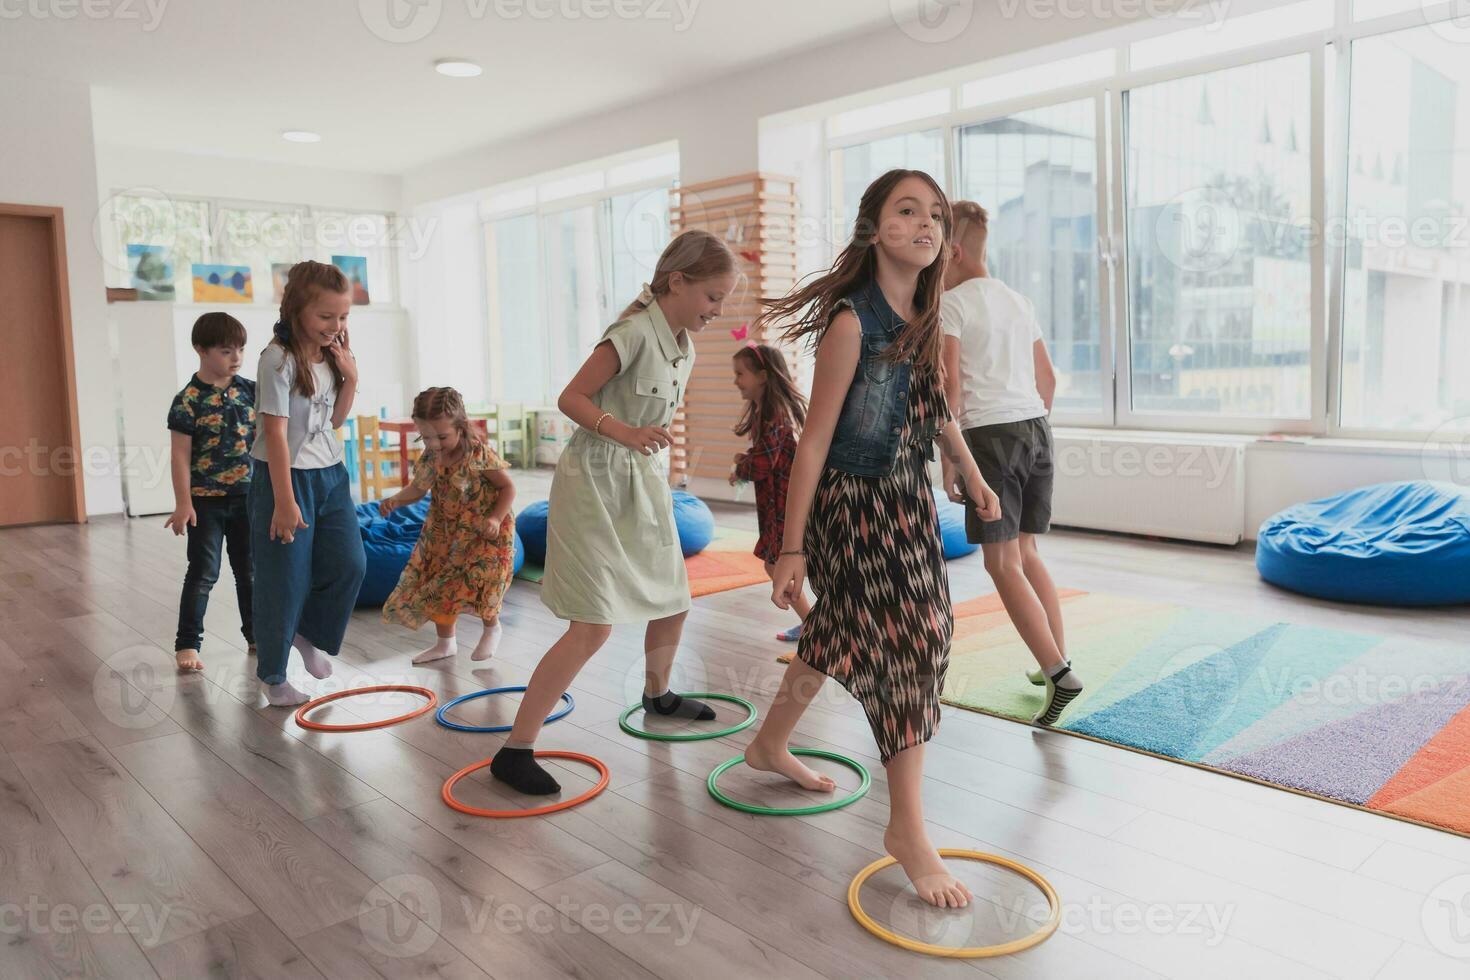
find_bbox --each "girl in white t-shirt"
[248,260,367,706]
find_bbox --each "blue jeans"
[249,461,366,685]
[174,494,254,653]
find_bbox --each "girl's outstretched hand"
[771,552,806,610]
[964,467,1002,523]
[378,496,400,517]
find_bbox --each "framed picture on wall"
[271,263,292,303]
[126,244,174,301]
[331,254,370,305]
[191,263,253,303]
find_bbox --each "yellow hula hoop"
[846,848,1061,958]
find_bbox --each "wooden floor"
[3,470,1469,980]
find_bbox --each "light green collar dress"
[540,301,696,625]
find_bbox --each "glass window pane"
[486,214,546,404]
[1340,24,1470,432]
[213,205,306,301]
[606,186,671,324]
[542,206,607,398]
[1125,54,1314,419]
[830,129,944,240]
[957,99,1102,416]
[106,193,210,293]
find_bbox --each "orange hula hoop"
[294,685,439,732]
[442,750,610,818]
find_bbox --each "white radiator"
[1050,430,1248,545]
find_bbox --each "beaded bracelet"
[594,412,614,435]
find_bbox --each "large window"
[542,205,608,399]
[484,214,543,405]
[1124,55,1314,420]
[212,204,307,299]
[958,99,1102,415]
[105,194,210,297]
[480,153,676,405]
[1339,24,1470,432]
[103,194,397,305]
[811,3,1470,438]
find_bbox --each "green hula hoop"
[707,748,871,815]
[619,693,757,742]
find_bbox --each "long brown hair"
[733,344,807,440]
[756,169,951,374]
[618,229,739,320]
[411,386,485,456]
[272,260,350,397]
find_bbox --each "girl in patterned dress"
[742,170,1001,909]
[380,387,517,664]
[729,342,810,646]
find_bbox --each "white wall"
[1,72,124,516]
[1244,442,1443,539]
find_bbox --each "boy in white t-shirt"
[940,201,1082,726]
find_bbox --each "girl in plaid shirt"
[730,343,810,647]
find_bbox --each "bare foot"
[175,649,203,672]
[883,824,972,908]
[743,739,837,793]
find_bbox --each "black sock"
[643,689,715,721]
[489,747,561,796]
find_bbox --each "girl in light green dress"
[491,230,740,796]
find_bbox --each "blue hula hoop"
[435,686,575,733]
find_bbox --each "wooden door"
[0,205,86,526]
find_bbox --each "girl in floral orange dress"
[380,387,517,664]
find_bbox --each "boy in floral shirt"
[165,313,257,671]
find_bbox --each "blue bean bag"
[1256,481,1470,607]
[516,499,550,566]
[356,497,525,606]
[932,487,979,560]
[672,490,714,558]
[515,492,715,564]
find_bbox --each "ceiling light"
[281,130,321,143]
[435,59,482,78]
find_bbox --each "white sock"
[413,636,457,665]
[264,680,309,706]
[471,622,502,662]
[1050,661,1083,690]
[293,633,334,679]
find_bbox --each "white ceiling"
[1,0,927,174]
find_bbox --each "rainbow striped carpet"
[942,591,1470,837]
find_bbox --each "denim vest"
[825,279,939,478]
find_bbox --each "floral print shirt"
[166,374,257,496]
